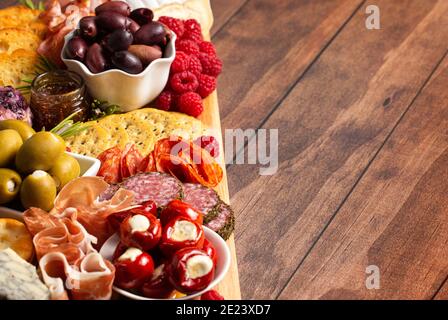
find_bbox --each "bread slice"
[0,6,47,39]
[0,49,38,87]
[0,28,40,54]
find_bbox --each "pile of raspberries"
[155,17,222,117]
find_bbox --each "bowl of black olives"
[61,1,175,111]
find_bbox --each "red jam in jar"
[30,70,90,130]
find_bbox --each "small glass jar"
[30,70,90,130]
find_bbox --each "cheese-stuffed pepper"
[120,213,162,251]
[114,247,154,290]
[166,247,215,294]
[159,217,204,256]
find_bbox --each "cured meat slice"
[39,251,115,300]
[120,172,184,207]
[205,202,235,241]
[183,183,220,222]
[51,176,135,246]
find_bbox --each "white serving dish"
[0,152,100,216]
[100,226,231,300]
[61,30,176,112]
[68,152,101,177]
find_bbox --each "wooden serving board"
[199,35,241,299]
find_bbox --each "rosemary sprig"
[50,110,91,139]
[89,99,122,120]
[18,56,59,94]
[19,0,45,10]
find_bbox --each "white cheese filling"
[185,255,213,279]
[118,247,143,262]
[129,214,150,233]
[6,180,15,192]
[170,220,197,242]
[32,170,47,178]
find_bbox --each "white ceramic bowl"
[61,31,176,112]
[100,227,231,300]
[68,152,101,177]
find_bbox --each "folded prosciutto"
[23,176,135,300]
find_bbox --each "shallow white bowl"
[61,31,176,112]
[68,152,101,177]
[100,226,231,300]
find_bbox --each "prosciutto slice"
[23,176,135,300]
[39,251,115,300]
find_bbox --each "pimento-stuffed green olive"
[141,263,174,299]
[166,248,215,294]
[159,217,204,257]
[120,213,162,251]
[202,238,217,267]
[114,247,154,290]
[160,200,203,226]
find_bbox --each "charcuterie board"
[0,0,241,300]
[198,76,241,300]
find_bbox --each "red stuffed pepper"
[108,200,157,230]
[166,247,215,294]
[141,263,174,299]
[159,217,204,257]
[120,213,162,251]
[114,247,154,290]
[202,238,217,267]
[160,200,203,226]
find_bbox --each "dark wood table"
[3,0,448,300]
[211,0,448,300]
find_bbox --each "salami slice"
[205,202,235,241]
[121,172,183,207]
[183,183,220,222]
[99,184,120,202]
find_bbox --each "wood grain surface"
[219,0,448,299]
[4,0,448,300]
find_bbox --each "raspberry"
[170,71,199,94]
[201,290,224,300]
[171,51,190,74]
[158,16,184,39]
[155,90,173,111]
[199,41,217,57]
[197,74,216,98]
[183,19,203,43]
[194,135,220,158]
[178,92,203,117]
[198,52,223,77]
[176,39,200,55]
[188,54,202,77]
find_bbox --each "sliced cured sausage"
[120,172,184,207]
[183,183,220,222]
[204,202,235,241]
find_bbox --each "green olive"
[0,120,35,141]
[20,170,56,211]
[0,129,23,167]
[0,168,22,204]
[15,131,66,175]
[49,153,80,190]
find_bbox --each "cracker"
[66,108,206,157]
[0,218,34,262]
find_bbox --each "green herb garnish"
[18,56,59,95]
[89,99,122,120]
[50,110,90,139]
[19,0,45,10]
